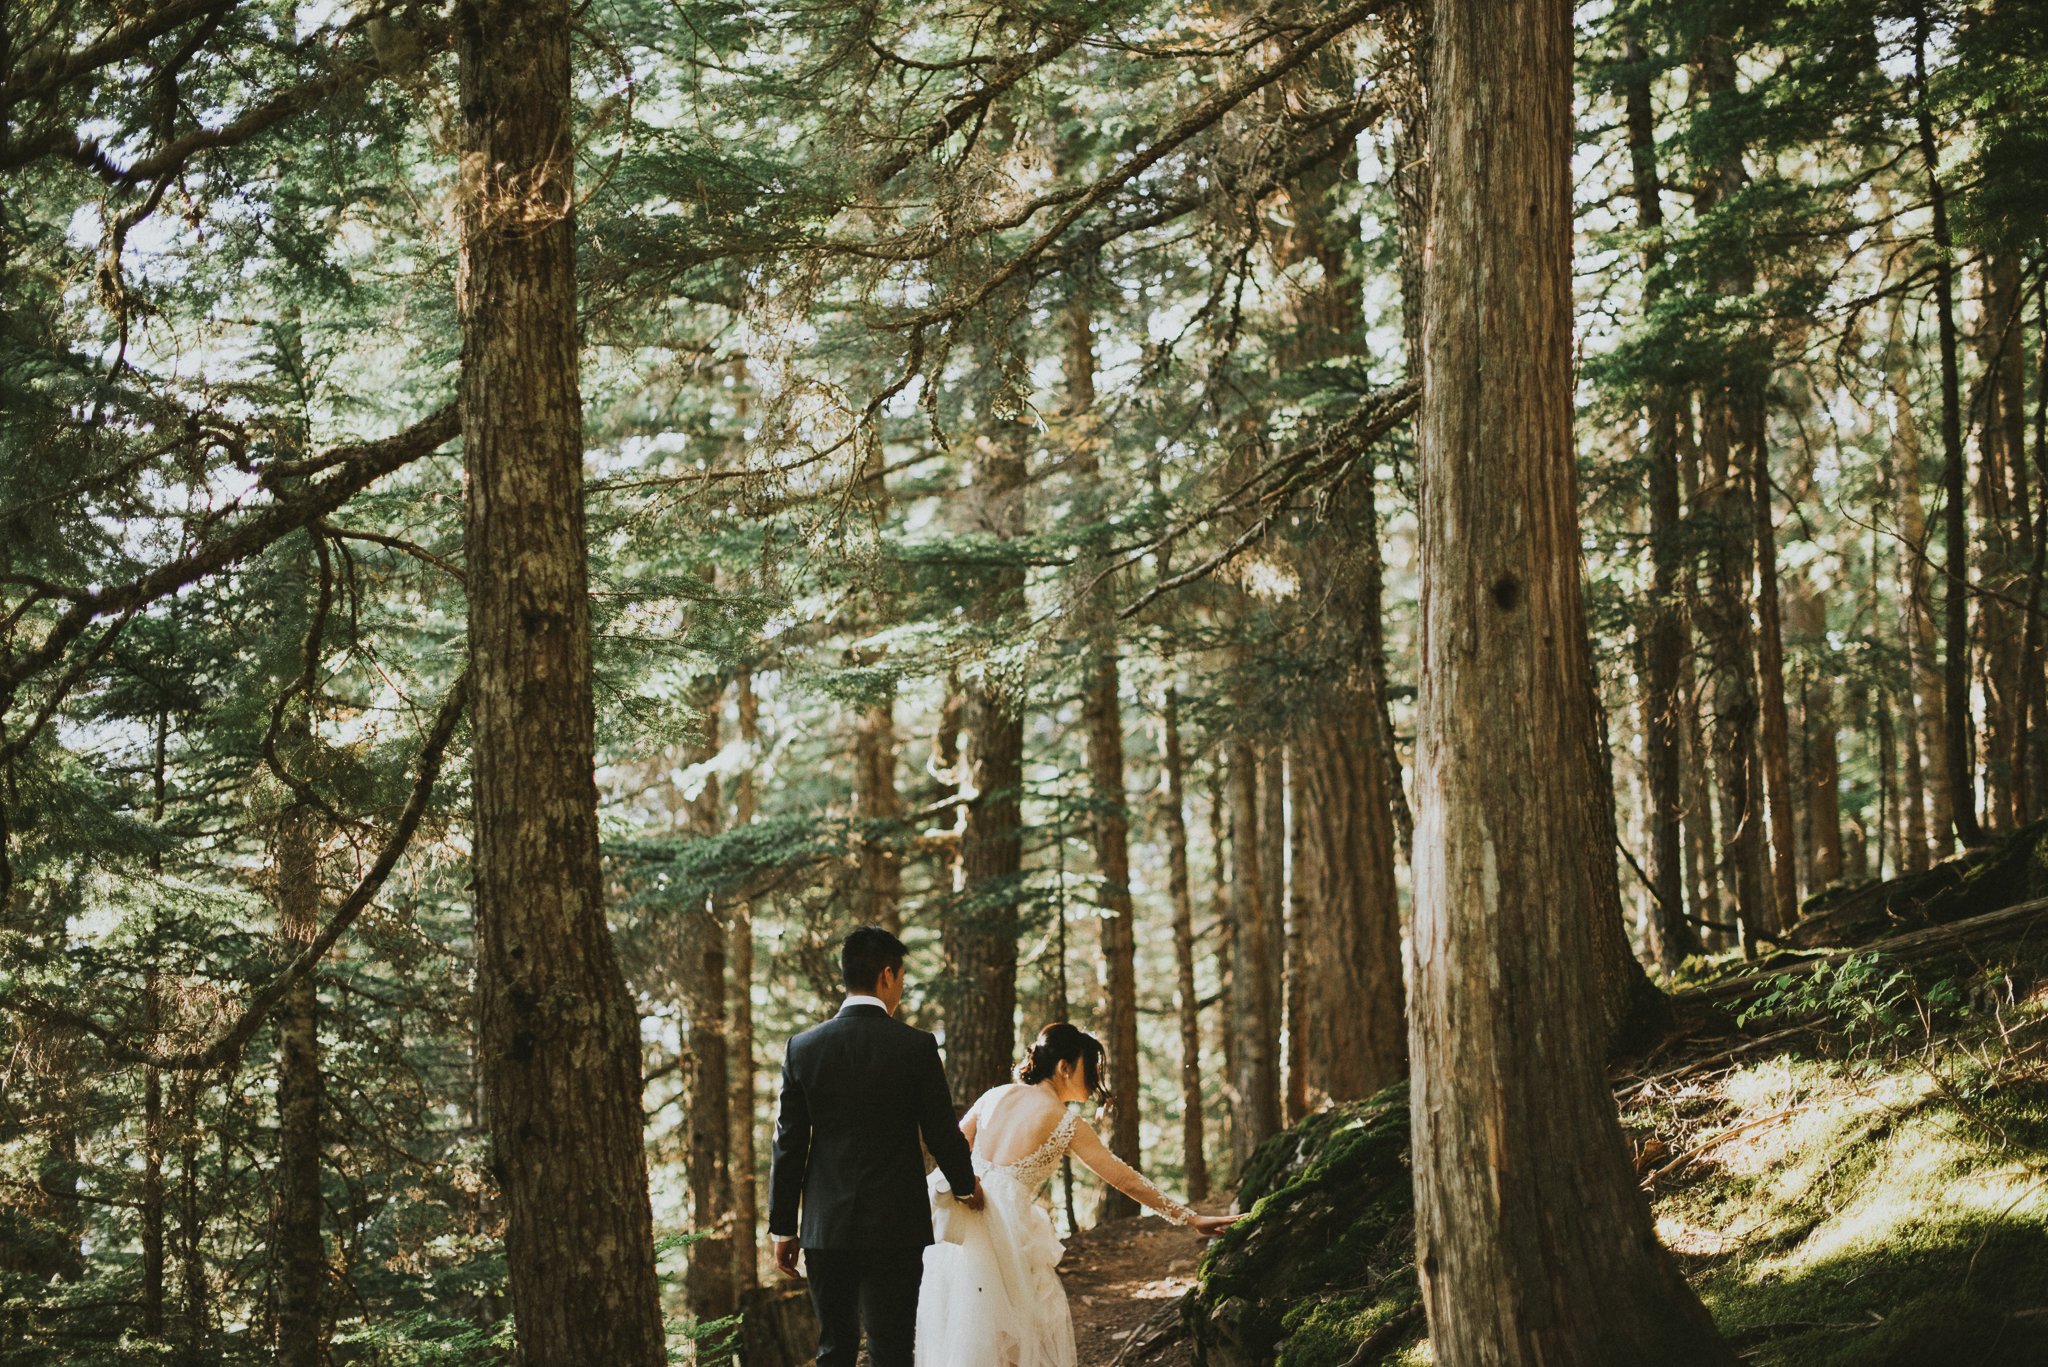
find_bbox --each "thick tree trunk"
[1295,693,1405,1099]
[1159,683,1208,1201]
[1225,739,1281,1172]
[946,424,1027,1104]
[274,750,324,1367]
[1913,16,1982,848]
[456,1,666,1358]
[1623,33,1697,971]
[1408,3,1735,1358]
[1275,106,1409,1104]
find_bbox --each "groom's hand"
[958,1178,986,1212]
[772,1235,801,1279]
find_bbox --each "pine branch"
[1,671,470,1072]
[0,404,458,704]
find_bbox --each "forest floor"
[1060,1197,1239,1367]
[1168,826,2048,1367]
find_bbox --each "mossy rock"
[1181,1084,1421,1367]
[1792,819,2048,948]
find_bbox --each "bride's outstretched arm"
[1067,1116,1199,1226]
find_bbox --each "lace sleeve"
[1070,1117,1197,1226]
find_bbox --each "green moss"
[1184,1085,1421,1367]
[1184,910,2048,1367]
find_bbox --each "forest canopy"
[2,0,2045,1363]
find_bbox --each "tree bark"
[682,677,736,1340]
[1887,293,1946,865]
[1913,13,1982,847]
[946,422,1027,1104]
[456,0,667,1357]
[1160,683,1208,1201]
[1693,32,1777,951]
[1975,252,2031,829]
[177,1073,210,1363]
[731,664,760,1295]
[1062,270,1144,1218]
[1623,30,1697,971]
[143,710,169,1338]
[1408,1,1735,1358]
[1225,739,1281,1172]
[852,693,905,934]
[1753,449,1800,918]
[274,723,325,1367]
[1274,96,1408,1103]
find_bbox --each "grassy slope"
[1183,831,2048,1367]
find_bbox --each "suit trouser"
[802,1245,924,1367]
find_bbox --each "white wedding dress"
[915,1092,1199,1367]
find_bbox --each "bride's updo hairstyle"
[1015,1022,1112,1104]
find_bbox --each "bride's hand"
[1190,1213,1240,1238]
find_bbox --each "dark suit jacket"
[767,1003,977,1250]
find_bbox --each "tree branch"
[3,672,470,1071]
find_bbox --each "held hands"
[957,1177,987,1212]
[772,1235,801,1279]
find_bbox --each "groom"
[768,925,984,1367]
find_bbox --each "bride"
[915,1022,1236,1367]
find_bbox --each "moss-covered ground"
[1181,830,2048,1366]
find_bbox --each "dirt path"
[1058,1205,1224,1367]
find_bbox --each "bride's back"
[970,1084,1068,1167]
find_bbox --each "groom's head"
[842,925,908,1014]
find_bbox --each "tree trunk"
[1275,99,1409,1104]
[1225,739,1281,1172]
[1786,580,1844,891]
[1294,692,1405,1100]
[1887,294,1951,860]
[456,0,666,1357]
[1694,30,1777,951]
[274,729,325,1367]
[1284,759,1309,1126]
[1065,275,1144,1218]
[946,423,1027,1105]
[1913,14,1982,847]
[1408,3,1735,1357]
[682,677,736,1341]
[1623,30,1697,971]
[178,1074,210,1363]
[143,711,170,1338]
[1681,659,1724,951]
[1160,683,1208,1202]
[852,695,905,934]
[1206,767,1237,1124]
[1975,252,2031,830]
[1753,449,1800,919]
[731,664,760,1296]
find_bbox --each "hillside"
[1177,827,2048,1366]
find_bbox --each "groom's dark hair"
[841,925,908,992]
